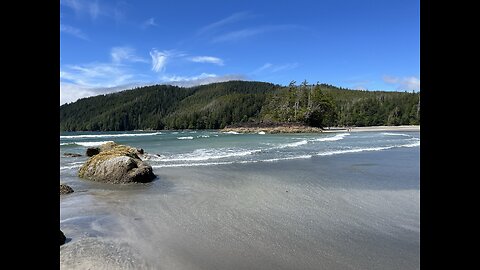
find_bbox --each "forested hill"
[60,80,420,131]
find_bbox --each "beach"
[222,125,420,134]
[323,125,420,133]
[60,128,420,269]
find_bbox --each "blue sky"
[60,0,420,104]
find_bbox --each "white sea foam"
[153,161,238,168]
[69,161,85,165]
[60,132,162,139]
[262,155,313,162]
[277,140,308,148]
[152,148,262,162]
[74,141,115,147]
[177,136,194,140]
[312,133,350,142]
[258,131,266,135]
[401,140,420,148]
[151,154,313,168]
[223,131,240,134]
[317,146,392,156]
[197,135,210,138]
[60,164,82,170]
[317,141,419,156]
[382,132,411,137]
[60,142,75,146]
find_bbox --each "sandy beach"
[222,125,420,134]
[323,125,420,133]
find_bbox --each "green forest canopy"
[60,80,420,131]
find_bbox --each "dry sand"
[222,125,420,134]
[323,125,420,133]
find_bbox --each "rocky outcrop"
[64,152,82,157]
[78,142,155,184]
[60,184,74,195]
[60,230,66,245]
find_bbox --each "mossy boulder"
[78,142,155,184]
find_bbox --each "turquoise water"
[60,130,420,269]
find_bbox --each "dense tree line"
[60,80,420,131]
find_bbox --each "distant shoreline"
[323,125,420,133]
[222,125,420,134]
[61,125,420,134]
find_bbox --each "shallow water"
[60,130,419,269]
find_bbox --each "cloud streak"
[61,0,125,21]
[111,47,148,63]
[212,24,299,43]
[142,17,157,29]
[253,62,299,74]
[383,75,420,91]
[60,82,151,105]
[160,73,246,87]
[189,56,224,66]
[60,24,88,40]
[61,0,101,19]
[61,63,136,87]
[197,11,252,35]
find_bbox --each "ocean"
[60,130,420,270]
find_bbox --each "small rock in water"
[64,152,82,157]
[60,230,66,245]
[60,184,74,195]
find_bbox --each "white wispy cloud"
[150,49,169,72]
[60,73,246,105]
[255,63,273,73]
[60,45,151,92]
[253,62,299,74]
[61,0,125,21]
[60,82,151,105]
[212,24,299,43]
[61,63,135,87]
[382,75,399,84]
[61,0,101,19]
[142,17,157,29]
[383,75,420,91]
[60,82,96,105]
[197,11,252,35]
[60,24,88,40]
[148,49,187,72]
[60,59,151,105]
[189,56,224,66]
[111,47,148,63]
[160,73,245,87]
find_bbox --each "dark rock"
[64,152,82,157]
[86,147,100,157]
[60,230,66,245]
[79,142,155,184]
[60,184,74,195]
[136,148,144,154]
